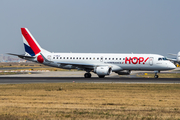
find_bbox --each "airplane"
[167,52,180,64]
[8,28,176,78]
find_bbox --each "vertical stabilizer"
[21,28,42,56]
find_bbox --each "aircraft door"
[149,57,153,66]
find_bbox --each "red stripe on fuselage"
[21,28,41,55]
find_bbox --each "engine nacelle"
[116,70,131,75]
[94,66,112,76]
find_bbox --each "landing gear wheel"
[154,71,160,79]
[98,75,105,78]
[84,73,91,78]
[154,75,158,79]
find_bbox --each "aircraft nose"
[168,62,176,69]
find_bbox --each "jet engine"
[94,66,112,76]
[115,70,131,75]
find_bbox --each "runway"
[0,70,180,84]
[0,77,180,84]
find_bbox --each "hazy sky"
[0,0,180,57]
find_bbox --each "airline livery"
[8,28,176,78]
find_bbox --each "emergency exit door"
[149,57,153,66]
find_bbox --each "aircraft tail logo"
[21,28,42,56]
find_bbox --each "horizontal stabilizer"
[7,53,35,59]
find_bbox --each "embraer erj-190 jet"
[8,28,176,78]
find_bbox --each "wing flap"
[57,62,95,68]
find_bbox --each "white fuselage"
[42,53,175,71]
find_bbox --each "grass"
[0,62,78,72]
[0,72,27,75]
[0,83,180,119]
[137,73,180,78]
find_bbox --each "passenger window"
[79,57,81,59]
[76,57,78,59]
[67,57,68,59]
[119,58,121,60]
[105,58,107,60]
[70,57,72,59]
[97,58,99,60]
[60,57,62,59]
[116,58,118,60]
[53,57,55,59]
[112,58,114,60]
[90,58,91,60]
[63,57,65,59]
[86,57,88,59]
[109,58,111,60]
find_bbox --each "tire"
[88,73,91,78]
[84,73,91,78]
[98,75,105,78]
[154,75,158,78]
[84,73,89,78]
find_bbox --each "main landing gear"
[98,75,105,78]
[84,73,105,78]
[84,73,91,78]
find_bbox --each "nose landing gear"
[154,74,158,78]
[154,71,160,79]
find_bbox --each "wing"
[57,61,95,68]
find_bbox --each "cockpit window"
[158,58,162,61]
[163,57,168,60]
[158,57,168,61]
